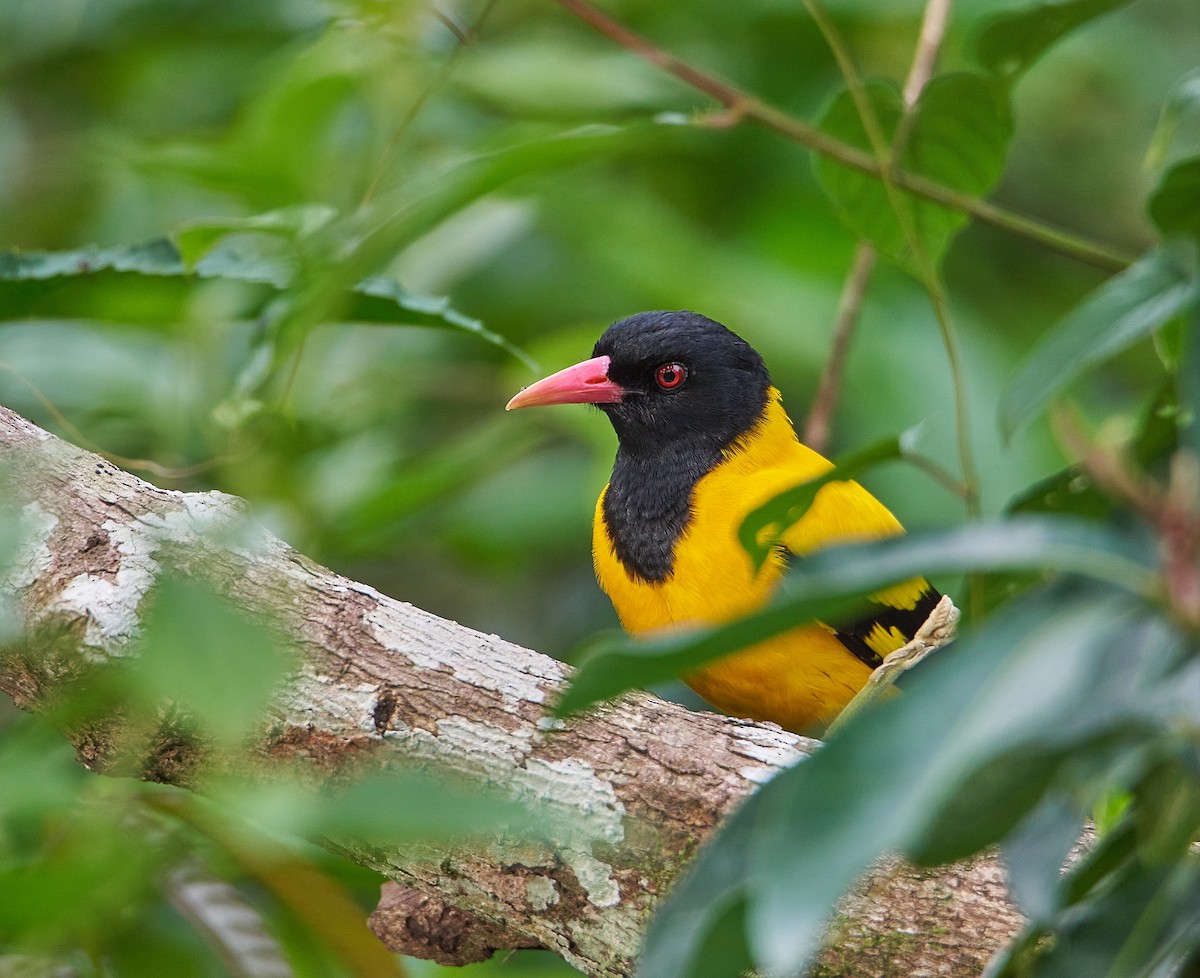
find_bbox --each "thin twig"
[548,0,1135,273]
[0,361,231,480]
[802,0,981,528]
[803,0,952,453]
[803,244,875,452]
[362,0,501,205]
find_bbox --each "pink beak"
[505,355,625,410]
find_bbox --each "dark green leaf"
[0,238,534,365]
[1149,158,1200,243]
[815,73,1012,273]
[1000,243,1200,439]
[744,585,1170,977]
[738,435,903,571]
[1006,379,1181,518]
[975,0,1134,81]
[1029,859,1200,978]
[133,575,291,745]
[1134,759,1200,866]
[1003,792,1086,922]
[634,787,764,978]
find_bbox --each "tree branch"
[0,405,1022,977]
[548,0,1136,273]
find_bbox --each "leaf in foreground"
[558,516,1156,717]
[999,242,1200,439]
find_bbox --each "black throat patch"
[601,441,724,583]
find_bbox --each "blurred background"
[0,0,1196,974]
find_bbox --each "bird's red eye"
[654,362,687,391]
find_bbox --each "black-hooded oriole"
[507,310,940,733]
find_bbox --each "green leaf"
[638,582,1093,978]
[999,243,1200,439]
[1006,379,1181,518]
[1148,157,1200,244]
[1144,68,1200,170]
[132,575,291,746]
[0,239,534,366]
[557,516,1157,718]
[738,435,904,571]
[173,204,338,268]
[1003,792,1086,922]
[209,768,547,848]
[1027,859,1200,978]
[634,789,762,978]
[0,238,185,280]
[815,73,1012,273]
[745,586,1178,977]
[975,0,1134,81]
[350,276,538,371]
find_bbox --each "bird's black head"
[589,311,771,455]
[505,311,773,581]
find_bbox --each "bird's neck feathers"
[601,387,798,583]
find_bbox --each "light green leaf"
[1144,68,1200,170]
[174,204,338,268]
[975,0,1134,81]
[1000,243,1200,438]
[815,73,1012,273]
[132,575,291,746]
[745,587,1180,977]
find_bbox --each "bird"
[506,310,941,733]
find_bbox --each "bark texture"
[0,405,1022,977]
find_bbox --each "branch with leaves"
[0,406,1019,977]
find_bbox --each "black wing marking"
[833,586,943,669]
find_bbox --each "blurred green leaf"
[634,789,762,978]
[0,239,535,368]
[1002,792,1086,922]
[1000,243,1200,439]
[174,204,338,268]
[815,73,1012,273]
[975,0,1134,81]
[1006,379,1181,518]
[1017,858,1200,978]
[350,276,537,371]
[558,516,1157,718]
[1145,68,1200,170]
[755,584,1187,978]
[738,435,904,571]
[133,575,291,746]
[212,768,547,848]
[1148,157,1200,244]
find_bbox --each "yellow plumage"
[592,389,930,732]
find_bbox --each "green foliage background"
[0,0,1199,975]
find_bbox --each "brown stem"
[548,0,1135,272]
[803,244,876,452]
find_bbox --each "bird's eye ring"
[654,362,687,391]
